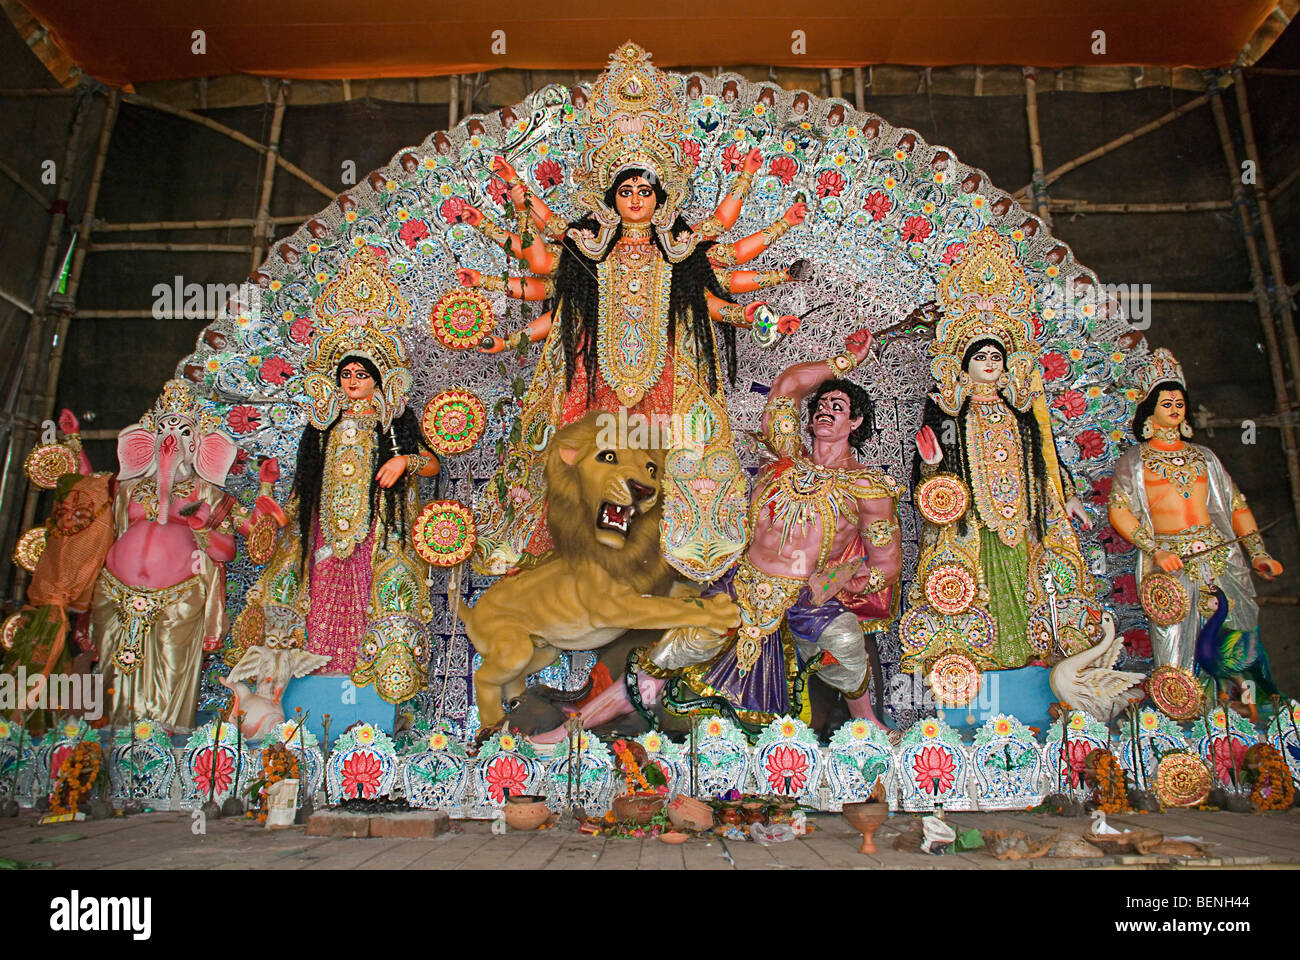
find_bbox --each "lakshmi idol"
[459,42,811,583]
[905,228,1096,700]
[1107,348,1282,681]
[229,248,440,705]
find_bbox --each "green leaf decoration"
[858,757,888,783]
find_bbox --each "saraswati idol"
[461,42,812,582]
[904,228,1100,703]
[229,248,440,705]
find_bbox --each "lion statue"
[459,412,740,730]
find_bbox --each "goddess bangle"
[478,274,508,293]
[729,168,756,199]
[478,218,510,246]
[542,215,567,240]
[826,350,859,376]
[718,303,749,327]
[1129,527,1157,555]
[405,453,434,475]
[761,218,791,246]
[1244,531,1268,560]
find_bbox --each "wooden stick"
[1022,68,1052,227]
[1268,162,1300,201]
[251,81,289,270]
[0,88,76,97]
[1244,67,1300,77]
[1233,69,1300,396]
[1209,84,1300,546]
[1015,91,1212,199]
[95,218,258,232]
[1147,291,1255,302]
[853,67,865,109]
[120,92,334,200]
[1049,199,1231,214]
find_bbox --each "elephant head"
[116,380,237,523]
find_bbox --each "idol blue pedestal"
[936,664,1055,735]
[283,675,395,748]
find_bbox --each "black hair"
[552,167,737,408]
[805,378,875,454]
[912,340,1052,539]
[1131,380,1188,441]
[291,354,437,569]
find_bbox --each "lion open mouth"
[597,501,636,535]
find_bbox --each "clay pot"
[612,794,665,825]
[503,795,551,831]
[842,802,888,854]
[667,795,714,832]
[659,831,689,844]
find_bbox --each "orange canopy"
[22,0,1277,86]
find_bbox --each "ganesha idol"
[93,380,279,730]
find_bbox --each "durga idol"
[460,42,813,583]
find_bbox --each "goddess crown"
[1129,347,1186,401]
[303,247,413,429]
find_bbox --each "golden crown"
[1130,347,1186,401]
[139,379,222,435]
[931,227,1040,360]
[303,248,413,428]
[574,42,690,222]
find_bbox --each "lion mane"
[544,414,674,597]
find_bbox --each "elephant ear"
[226,646,269,684]
[194,431,237,486]
[116,425,157,479]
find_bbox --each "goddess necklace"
[1141,438,1205,501]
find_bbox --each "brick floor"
[1,807,1297,869]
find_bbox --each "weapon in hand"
[1175,517,1282,562]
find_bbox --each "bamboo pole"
[1023,68,1052,227]
[120,92,334,200]
[1209,83,1300,543]
[251,81,289,270]
[1244,67,1300,77]
[72,310,223,320]
[1233,69,1300,393]
[1147,291,1255,302]
[1014,91,1212,200]
[448,74,460,127]
[0,88,76,97]
[1270,163,1300,201]
[95,217,258,232]
[1,91,91,599]
[0,157,52,209]
[853,67,865,109]
[88,242,250,253]
[1049,199,1231,214]
[829,68,843,100]
[0,287,33,314]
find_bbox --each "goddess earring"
[1141,417,1154,439]
[996,372,1010,389]
[1179,420,1193,438]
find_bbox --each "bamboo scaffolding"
[1209,84,1300,542]
[94,214,326,233]
[0,88,76,97]
[1,91,91,599]
[1148,291,1255,302]
[0,157,51,209]
[18,93,122,544]
[0,287,33,314]
[1023,67,1052,226]
[1050,198,1231,214]
[1233,69,1300,396]
[251,81,289,270]
[1014,91,1212,200]
[121,92,334,200]
[88,242,251,253]
[1244,67,1300,77]
[73,310,223,320]
[853,67,865,109]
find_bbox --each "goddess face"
[615,176,657,224]
[810,390,862,444]
[1151,388,1187,429]
[966,344,1005,384]
[339,361,377,401]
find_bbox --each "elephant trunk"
[155,433,179,524]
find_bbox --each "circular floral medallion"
[2,612,26,651]
[411,500,476,567]
[24,443,77,490]
[1148,664,1205,722]
[1139,571,1190,627]
[12,527,47,573]
[431,288,495,350]
[1154,751,1211,807]
[422,390,486,456]
[924,564,977,615]
[245,515,277,565]
[899,608,932,653]
[916,474,969,526]
[928,652,981,707]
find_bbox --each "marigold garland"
[50,740,101,815]
[1245,744,1294,811]
[251,742,300,822]
[1087,749,1129,814]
